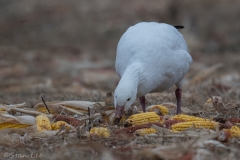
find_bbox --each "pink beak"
[115,105,124,119]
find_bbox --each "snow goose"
[114,22,192,120]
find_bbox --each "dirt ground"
[0,1,240,160]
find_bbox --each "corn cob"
[89,127,110,138]
[204,98,212,104]
[135,128,157,136]
[227,118,240,124]
[52,115,82,127]
[0,122,31,130]
[125,112,160,126]
[113,114,128,125]
[164,119,185,129]
[149,105,169,115]
[51,121,71,130]
[36,115,52,131]
[228,126,240,138]
[218,129,230,142]
[218,125,240,142]
[37,108,54,114]
[172,114,207,122]
[115,122,163,135]
[171,121,218,132]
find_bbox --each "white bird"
[114,22,192,121]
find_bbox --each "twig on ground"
[41,96,51,114]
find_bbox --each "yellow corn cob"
[229,126,240,138]
[51,121,71,130]
[89,127,110,138]
[36,115,52,132]
[125,112,160,126]
[171,121,218,132]
[119,115,128,124]
[172,114,207,122]
[218,126,240,142]
[0,122,31,130]
[37,108,54,114]
[204,98,212,104]
[135,128,157,136]
[150,105,169,115]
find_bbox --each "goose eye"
[127,98,130,101]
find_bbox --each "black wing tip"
[174,26,184,29]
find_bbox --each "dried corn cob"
[218,126,240,142]
[125,112,160,126]
[103,111,128,125]
[114,122,163,135]
[135,128,157,136]
[51,121,71,130]
[120,115,128,124]
[164,119,185,129]
[171,121,218,132]
[89,127,110,138]
[0,122,31,130]
[218,129,230,142]
[227,118,240,124]
[149,105,169,115]
[37,108,54,114]
[52,115,82,127]
[172,114,207,122]
[229,126,240,138]
[36,115,52,131]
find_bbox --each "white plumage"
[114,22,192,119]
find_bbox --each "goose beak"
[115,105,124,119]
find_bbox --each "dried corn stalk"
[34,101,105,114]
[171,121,218,132]
[125,112,160,126]
[0,114,35,125]
[0,102,26,110]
